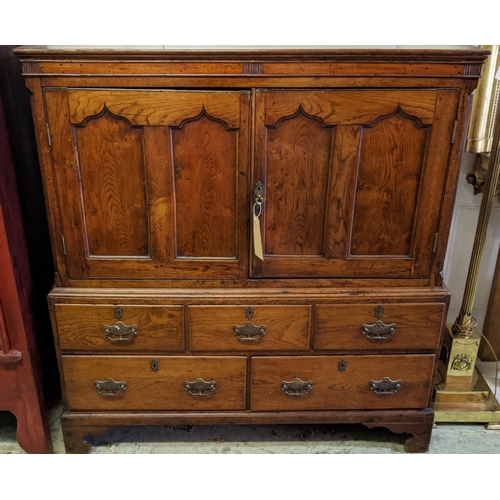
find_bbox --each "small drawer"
[55,304,184,352]
[189,305,310,351]
[63,355,247,411]
[314,303,445,351]
[251,355,434,411]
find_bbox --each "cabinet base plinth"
[61,409,434,454]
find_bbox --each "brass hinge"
[46,122,52,147]
[61,235,67,256]
[432,233,439,254]
[451,120,458,144]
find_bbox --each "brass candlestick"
[452,72,500,338]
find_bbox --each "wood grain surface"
[351,111,428,256]
[251,355,435,411]
[63,356,247,411]
[189,305,310,351]
[55,304,184,352]
[44,89,249,279]
[76,111,149,257]
[173,115,237,258]
[69,90,242,128]
[265,111,332,256]
[254,89,458,278]
[315,303,445,350]
[262,90,437,126]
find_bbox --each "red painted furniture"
[0,92,52,453]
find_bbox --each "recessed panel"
[351,112,428,256]
[173,115,238,258]
[76,112,149,257]
[265,112,332,256]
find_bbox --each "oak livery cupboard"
[15,47,488,452]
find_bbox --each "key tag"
[253,181,264,260]
[253,201,264,261]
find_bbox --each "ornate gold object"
[233,322,266,341]
[281,377,313,397]
[104,322,138,342]
[466,46,500,199]
[467,45,500,154]
[451,354,473,371]
[374,305,384,319]
[466,155,500,196]
[94,378,127,397]
[433,326,500,421]
[443,326,481,390]
[453,66,500,337]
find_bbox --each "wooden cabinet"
[16,47,488,453]
[253,89,459,278]
[0,91,52,453]
[45,89,249,280]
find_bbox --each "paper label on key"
[253,214,264,260]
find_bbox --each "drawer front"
[189,305,310,351]
[315,303,445,351]
[63,356,246,411]
[55,304,184,352]
[251,355,434,411]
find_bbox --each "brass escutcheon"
[254,181,264,205]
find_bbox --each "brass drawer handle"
[104,322,138,342]
[233,322,266,341]
[281,377,313,397]
[370,377,402,395]
[362,320,396,340]
[94,378,127,397]
[185,378,216,396]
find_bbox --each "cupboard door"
[252,89,459,278]
[45,89,250,280]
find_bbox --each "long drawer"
[63,356,246,411]
[189,305,310,351]
[315,303,445,351]
[55,304,184,352]
[251,355,435,411]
